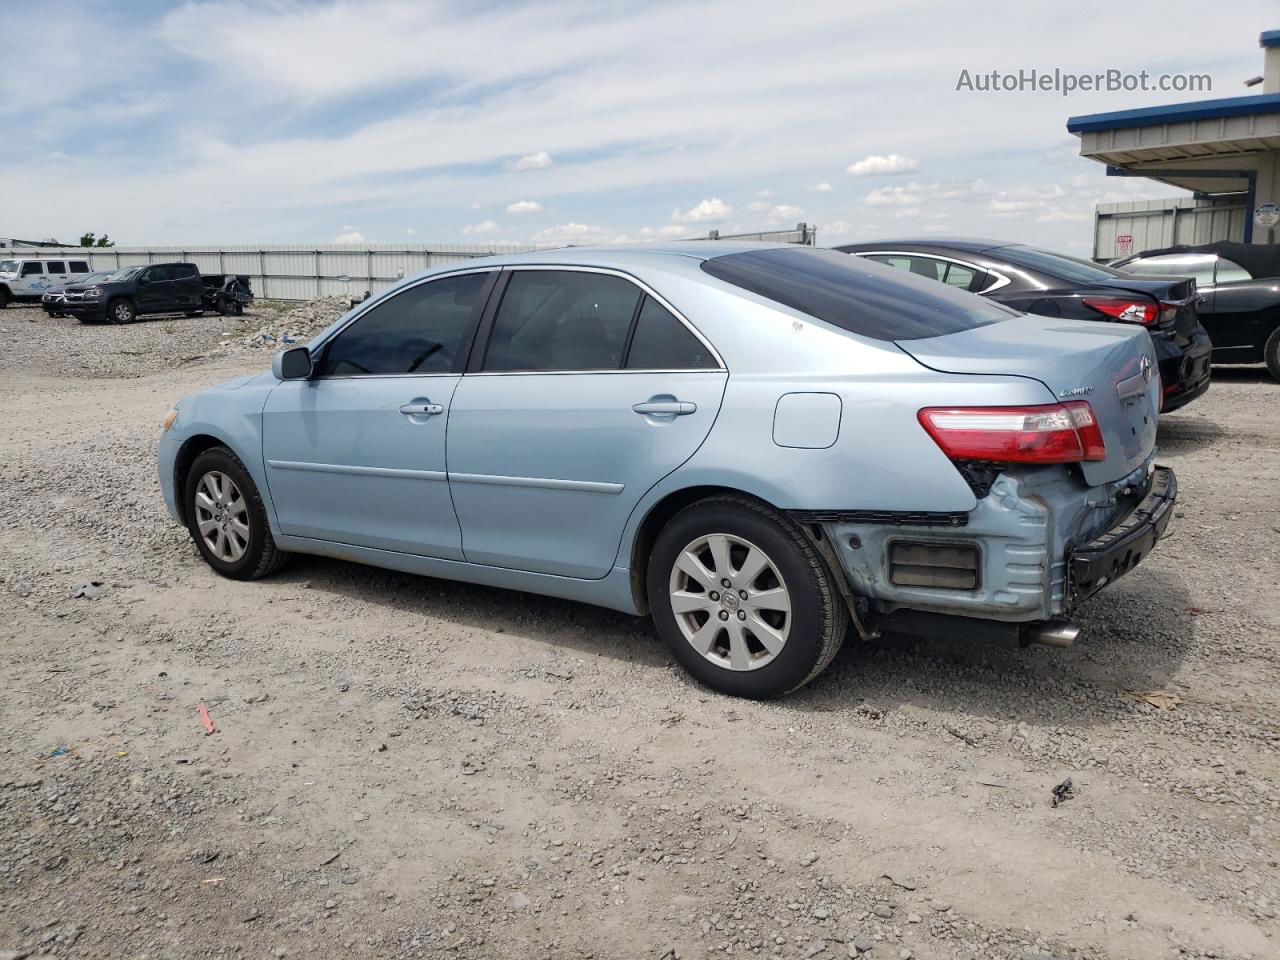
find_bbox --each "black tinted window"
[995,245,1124,283]
[21,262,43,276]
[702,247,1011,341]
[46,261,67,274]
[317,272,490,376]
[626,297,717,369]
[484,270,640,371]
[172,263,199,279]
[69,261,90,273]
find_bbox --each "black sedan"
[1111,241,1280,381]
[836,238,1213,411]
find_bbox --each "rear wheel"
[1264,325,1280,382]
[184,446,289,580]
[648,495,846,698]
[107,298,136,324]
[0,287,9,309]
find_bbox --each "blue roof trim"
[1261,29,1280,48]
[1067,92,1280,133]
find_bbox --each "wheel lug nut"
[709,591,719,601]
[739,590,748,600]
[737,610,746,620]
[718,610,729,621]
[721,578,731,588]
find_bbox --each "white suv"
[0,257,95,308]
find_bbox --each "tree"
[79,232,115,247]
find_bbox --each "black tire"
[647,495,847,698]
[185,310,204,317]
[1264,326,1280,382]
[184,446,289,580]
[107,297,136,325]
[0,287,9,309]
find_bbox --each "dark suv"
[62,262,204,324]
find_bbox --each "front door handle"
[632,399,696,416]
[399,401,444,416]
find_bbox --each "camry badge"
[1059,386,1094,397]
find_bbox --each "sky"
[2,0,1275,254]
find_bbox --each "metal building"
[1069,30,1280,259]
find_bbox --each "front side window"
[626,296,718,369]
[483,270,641,371]
[69,261,90,273]
[1215,257,1252,284]
[316,271,490,377]
[21,262,44,276]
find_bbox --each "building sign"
[1255,203,1280,229]
[1115,234,1133,257]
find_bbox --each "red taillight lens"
[1082,296,1158,326]
[918,403,1107,464]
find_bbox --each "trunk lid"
[1088,275,1200,339]
[897,315,1160,486]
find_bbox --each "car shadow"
[265,553,1193,729]
[1208,365,1275,384]
[1157,414,1230,450]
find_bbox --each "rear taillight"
[918,402,1107,464]
[1082,296,1158,326]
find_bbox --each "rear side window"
[21,262,44,276]
[995,245,1125,283]
[172,263,199,279]
[317,271,490,377]
[626,297,718,369]
[701,247,1012,341]
[483,270,641,371]
[45,261,67,274]
[69,261,91,273]
[1215,258,1251,283]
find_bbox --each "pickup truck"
[59,262,208,324]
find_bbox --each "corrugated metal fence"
[5,224,818,299]
[1093,197,1246,261]
[3,243,538,300]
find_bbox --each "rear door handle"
[632,400,696,416]
[399,402,444,416]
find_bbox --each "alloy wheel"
[668,533,792,671]
[194,470,250,563]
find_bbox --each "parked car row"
[0,258,253,321]
[159,242,1174,698]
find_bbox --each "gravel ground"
[0,303,1276,960]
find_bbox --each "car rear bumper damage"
[802,462,1176,644]
[1155,327,1212,412]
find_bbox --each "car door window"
[864,254,951,283]
[46,261,67,274]
[1214,258,1251,284]
[625,296,718,369]
[942,262,981,290]
[316,271,490,377]
[483,270,641,371]
[69,261,90,274]
[20,262,43,276]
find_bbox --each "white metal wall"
[2,243,539,300]
[1093,197,1247,260]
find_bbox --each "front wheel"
[107,298,136,324]
[184,446,289,580]
[1264,325,1280,382]
[0,288,10,309]
[647,495,847,698]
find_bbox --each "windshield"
[104,267,140,282]
[0,260,16,274]
[994,244,1127,284]
[701,247,1015,341]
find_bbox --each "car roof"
[837,238,1015,253]
[474,240,797,269]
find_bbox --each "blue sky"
[2,0,1275,253]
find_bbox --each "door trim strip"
[450,472,624,495]
[267,459,447,482]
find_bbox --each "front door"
[261,270,495,558]
[136,265,169,313]
[447,269,726,579]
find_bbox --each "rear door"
[447,268,727,579]
[44,261,69,288]
[170,263,203,309]
[262,270,495,557]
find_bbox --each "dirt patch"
[0,307,1276,959]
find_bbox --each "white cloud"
[671,197,732,223]
[746,200,770,212]
[770,204,805,222]
[333,230,366,243]
[821,220,852,239]
[863,183,926,206]
[755,189,776,198]
[847,154,920,177]
[506,199,543,214]
[404,227,416,235]
[808,182,833,193]
[462,220,499,235]
[530,222,612,245]
[514,151,553,171]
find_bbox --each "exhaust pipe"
[1025,620,1081,648]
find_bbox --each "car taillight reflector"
[918,402,1106,464]
[1082,296,1158,326]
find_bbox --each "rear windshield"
[699,247,1013,341]
[993,244,1126,284]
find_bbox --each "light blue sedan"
[158,243,1176,697]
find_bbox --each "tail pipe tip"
[1024,620,1081,648]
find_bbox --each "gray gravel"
[0,305,1275,959]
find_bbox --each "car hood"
[896,315,1160,486]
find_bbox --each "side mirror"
[137,275,150,286]
[273,346,313,380]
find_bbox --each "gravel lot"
[0,303,1276,960]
